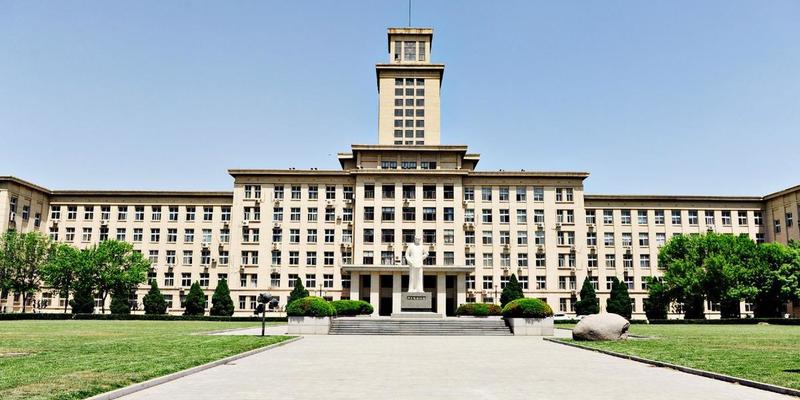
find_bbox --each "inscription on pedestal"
[401,291,432,310]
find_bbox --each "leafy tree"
[142,281,168,315]
[287,276,309,305]
[574,277,599,315]
[183,281,206,316]
[109,289,131,314]
[93,240,149,313]
[606,277,632,319]
[643,277,670,320]
[41,243,83,313]
[210,279,234,316]
[0,231,54,313]
[659,234,708,319]
[500,273,524,307]
[743,242,800,317]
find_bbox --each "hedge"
[286,296,336,317]
[0,313,288,322]
[455,303,502,317]
[648,318,800,325]
[331,300,373,316]
[501,298,554,319]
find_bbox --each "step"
[328,318,512,336]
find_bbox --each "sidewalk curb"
[544,337,800,398]
[87,336,302,400]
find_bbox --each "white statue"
[404,236,429,293]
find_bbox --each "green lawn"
[0,320,291,400]
[560,324,800,390]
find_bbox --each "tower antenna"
[408,0,412,27]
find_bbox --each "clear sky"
[1,1,798,195]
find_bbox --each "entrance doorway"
[445,275,457,316]
[359,275,371,303]
[379,275,393,316]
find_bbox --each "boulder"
[572,313,630,341]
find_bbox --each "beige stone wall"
[764,185,800,244]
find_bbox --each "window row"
[50,205,231,223]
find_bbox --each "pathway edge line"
[86,336,302,400]
[543,337,800,398]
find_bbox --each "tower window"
[416,78,424,86]
[418,42,425,61]
[394,41,401,61]
[404,41,416,61]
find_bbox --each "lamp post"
[256,293,273,337]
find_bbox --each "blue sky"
[1,1,798,195]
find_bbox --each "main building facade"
[2,28,798,319]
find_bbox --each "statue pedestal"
[400,291,432,311]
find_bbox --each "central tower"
[376,28,444,146]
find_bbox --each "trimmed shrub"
[455,303,502,317]
[183,282,206,316]
[286,296,336,317]
[109,291,131,314]
[574,277,599,315]
[331,300,373,316]
[500,274,524,307]
[501,298,554,319]
[287,277,310,305]
[210,279,235,317]
[70,286,95,314]
[142,281,168,315]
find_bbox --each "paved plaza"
[117,327,794,400]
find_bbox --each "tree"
[287,276,309,305]
[143,281,168,315]
[606,277,632,320]
[109,289,131,314]
[70,285,95,314]
[0,231,54,313]
[210,279,234,316]
[41,243,82,313]
[574,277,599,315]
[500,273,524,307]
[743,242,800,317]
[68,248,99,314]
[643,277,670,320]
[183,282,206,316]
[93,240,149,313]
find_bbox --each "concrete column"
[436,274,446,316]
[392,272,402,314]
[370,272,380,316]
[456,273,466,308]
[351,272,360,302]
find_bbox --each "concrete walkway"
[120,328,793,400]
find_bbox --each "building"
[2,27,798,318]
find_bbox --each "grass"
[0,320,290,400]
[559,324,800,390]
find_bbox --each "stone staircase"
[329,317,512,336]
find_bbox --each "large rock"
[572,313,630,341]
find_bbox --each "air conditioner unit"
[273,199,281,205]
[326,200,334,206]
[501,266,510,272]
[555,223,562,230]
[273,222,280,228]
[587,223,595,229]
[9,212,16,221]
[166,264,174,270]
[344,198,353,204]
[241,220,249,226]
[536,223,544,229]
[201,242,210,248]
[271,243,279,250]
[569,245,576,252]
[503,244,510,250]
[100,220,109,226]
[588,245,596,252]
[537,245,544,252]
[707,224,716,231]
[270,267,280,273]
[52,219,59,226]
